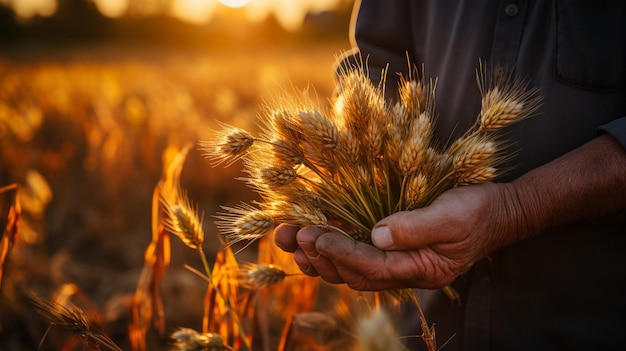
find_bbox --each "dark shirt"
[341,0,626,350]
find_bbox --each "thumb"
[371,208,443,250]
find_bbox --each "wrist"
[494,134,626,249]
[496,180,549,246]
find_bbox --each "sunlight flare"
[171,0,219,24]
[220,0,251,8]
[93,0,127,18]
[8,0,56,18]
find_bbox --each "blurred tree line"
[0,0,353,49]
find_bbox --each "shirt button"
[505,3,519,17]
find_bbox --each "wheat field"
[0,41,403,351]
[0,27,543,349]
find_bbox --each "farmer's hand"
[274,134,626,290]
[274,182,525,290]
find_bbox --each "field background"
[0,1,360,349]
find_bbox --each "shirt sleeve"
[598,117,626,150]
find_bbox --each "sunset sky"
[3,0,347,31]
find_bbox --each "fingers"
[371,186,478,250]
[317,234,456,289]
[295,228,404,288]
[315,232,389,288]
[277,225,459,290]
[371,209,439,250]
[295,227,344,284]
[274,224,344,283]
[274,223,300,252]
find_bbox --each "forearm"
[503,133,626,245]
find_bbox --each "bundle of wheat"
[205,60,539,269]
[203,61,540,350]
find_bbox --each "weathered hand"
[275,182,521,290]
[274,134,626,291]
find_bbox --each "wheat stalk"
[215,203,276,252]
[199,122,256,167]
[159,170,252,350]
[475,62,542,133]
[170,327,235,351]
[160,188,204,250]
[237,262,289,289]
[30,292,123,351]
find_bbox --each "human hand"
[274,134,626,291]
[274,182,523,290]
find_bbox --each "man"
[275,1,626,350]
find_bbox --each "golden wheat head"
[170,327,228,351]
[476,63,542,132]
[238,262,288,289]
[30,292,123,351]
[200,122,256,167]
[161,188,205,250]
[215,203,276,252]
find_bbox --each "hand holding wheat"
[277,181,527,291]
[203,61,540,302]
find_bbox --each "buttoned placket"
[491,1,529,68]
[463,2,528,347]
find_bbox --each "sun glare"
[219,0,250,8]
[92,0,127,18]
[8,0,57,18]
[7,0,344,30]
[171,0,218,24]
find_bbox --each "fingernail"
[372,226,393,249]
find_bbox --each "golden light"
[171,0,218,24]
[219,0,250,8]
[244,0,344,32]
[6,0,345,31]
[8,0,57,18]
[92,0,127,18]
